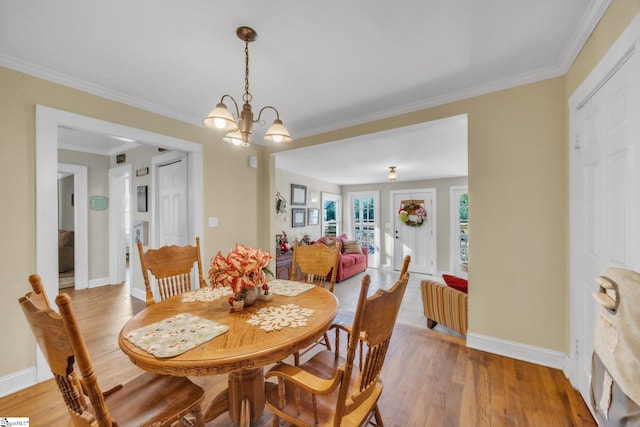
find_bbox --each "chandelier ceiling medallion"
[203,26,292,146]
[388,166,397,182]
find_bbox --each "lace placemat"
[267,279,315,297]
[182,286,233,302]
[247,304,315,332]
[124,313,229,358]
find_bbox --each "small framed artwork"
[116,153,126,164]
[137,185,148,212]
[292,208,306,227]
[291,184,307,205]
[307,208,319,226]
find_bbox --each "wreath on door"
[398,200,427,227]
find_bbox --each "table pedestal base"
[204,367,265,426]
[229,367,265,424]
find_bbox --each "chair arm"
[419,280,468,336]
[265,363,343,395]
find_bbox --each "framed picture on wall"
[307,208,319,226]
[292,208,306,227]
[291,184,307,205]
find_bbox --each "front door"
[393,190,435,274]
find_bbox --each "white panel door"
[393,190,435,274]
[108,164,131,285]
[575,49,640,403]
[157,157,188,247]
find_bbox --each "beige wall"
[270,77,568,351]
[2,0,637,391]
[0,66,259,379]
[275,169,341,244]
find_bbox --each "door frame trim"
[108,164,133,286]
[36,105,204,382]
[567,12,640,402]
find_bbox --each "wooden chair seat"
[19,274,205,427]
[101,373,204,426]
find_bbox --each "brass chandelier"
[203,26,292,146]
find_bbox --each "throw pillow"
[443,274,468,293]
[322,238,337,249]
[342,240,363,254]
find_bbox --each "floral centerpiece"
[209,244,273,304]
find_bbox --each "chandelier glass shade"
[388,166,397,181]
[203,26,292,146]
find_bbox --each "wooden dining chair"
[334,255,411,369]
[290,238,341,364]
[290,238,341,292]
[19,274,205,427]
[265,272,410,427]
[137,236,207,306]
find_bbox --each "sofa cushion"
[442,274,468,293]
[340,254,359,268]
[315,237,338,249]
[342,240,363,254]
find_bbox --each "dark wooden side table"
[276,251,293,279]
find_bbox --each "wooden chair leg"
[373,404,384,426]
[426,318,437,329]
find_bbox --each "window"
[458,192,468,263]
[352,196,375,254]
[321,192,341,237]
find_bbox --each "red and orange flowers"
[209,244,273,294]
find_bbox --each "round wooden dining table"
[118,285,338,426]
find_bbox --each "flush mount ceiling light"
[388,166,397,182]
[202,26,292,147]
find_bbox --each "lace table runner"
[247,304,315,332]
[267,279,315,297]
[182,286,233,302]
[124,313,229,358]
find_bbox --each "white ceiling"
[0,1,608,184]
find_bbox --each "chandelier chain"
[243,39,252,103]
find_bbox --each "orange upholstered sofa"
[420,279,468,336]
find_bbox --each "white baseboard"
[0,368,37,398]
[88,276,110,288]
[467,332,566,370]
[131,286,146,302]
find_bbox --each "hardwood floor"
[3,274,596,426]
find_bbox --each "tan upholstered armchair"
[420,279,468,336]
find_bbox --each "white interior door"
[393,190,435,274]
[573,47,640,404]
[108,164,132,285]
[156,154,188,247]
